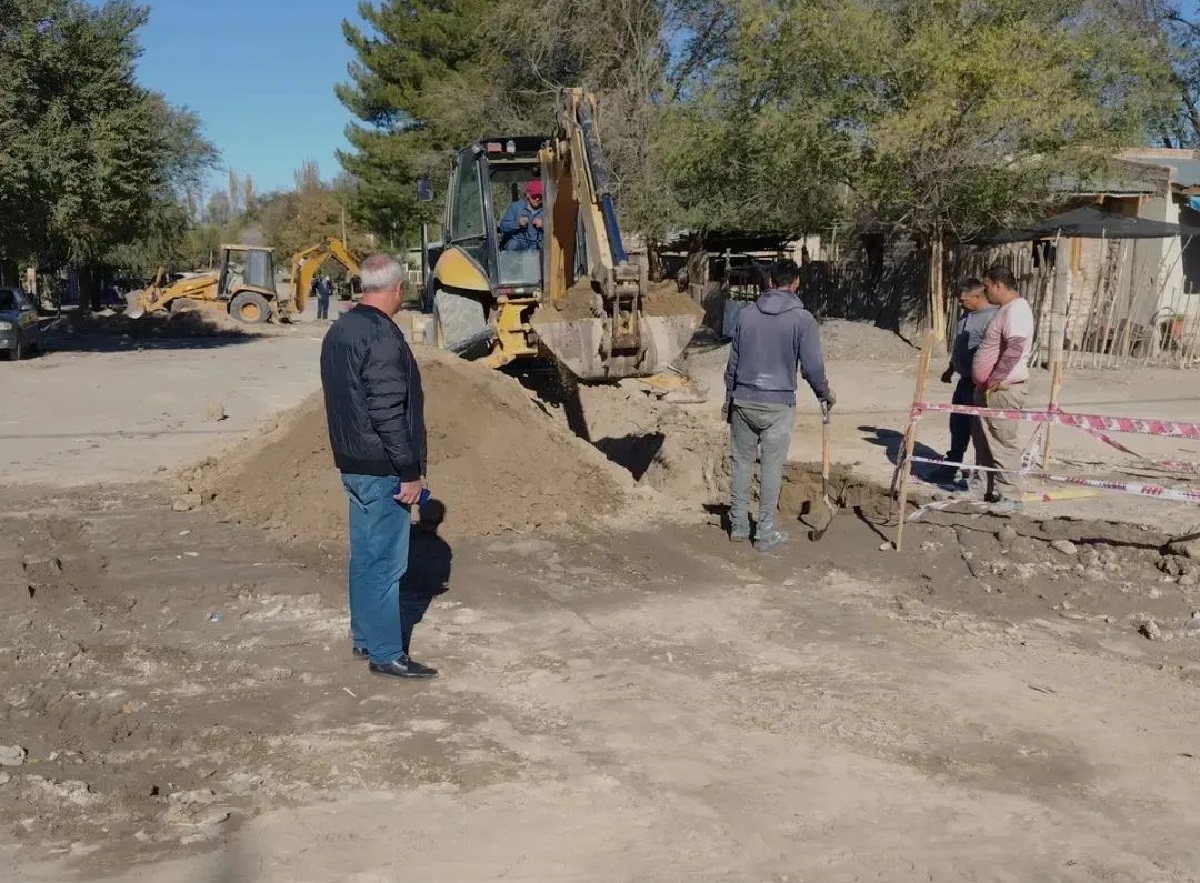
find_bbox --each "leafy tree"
[336,0,1174,250]
[259,163,372,265]
[336,0,496,241]
[103,102,220,276]
[0,0,220,281]
[1115,0,1200,147]
[664,0,1173,240]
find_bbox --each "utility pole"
[340,204,347,244]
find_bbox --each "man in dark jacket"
[319,253,437,679]
[315,274,334,320]
[724,259,834,551]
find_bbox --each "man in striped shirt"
[971,265,1034,505]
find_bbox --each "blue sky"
[131,0,365,195]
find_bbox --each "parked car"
[0,287,42,360]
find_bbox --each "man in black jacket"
[319,253,437,679]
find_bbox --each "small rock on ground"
[202,401,228,423]
[1168,538,1200,560]
[1051,539,1078,555]
[172,494,202,513]
[0,745,26,767]
[1139,619,1171,642]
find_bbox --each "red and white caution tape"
[896,401,1200,512]
[1041,473,1200,504]
[912,402,1200,441]
[1042,404,1200,474]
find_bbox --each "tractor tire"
[229,291,271,325]
[432,290,490,355]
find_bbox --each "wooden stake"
[929,234,946,345]
[894,332,935,551]
[1041,358,1063,470]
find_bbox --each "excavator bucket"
[534,312,698,381]
[533,276,702,381]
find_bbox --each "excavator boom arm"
[533,89,694,380]
[289,237,362,317]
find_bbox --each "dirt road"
[3,482,1200,882]
[0,326,322,485]
[3,321,1200,882]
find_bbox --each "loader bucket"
[535,312,698,381]
[123,290,147,319]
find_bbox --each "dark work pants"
[946,375,975,463]
[317,294,330,320]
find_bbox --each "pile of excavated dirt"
[187,348,629,543]
[565,380,727,504]
[818,319,918,362]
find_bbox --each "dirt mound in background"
[188,348,628,543]
[65,307,267,340]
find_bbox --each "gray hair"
[359,253,405,293]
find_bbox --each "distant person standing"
[315,274,334,320]
[319,253,437,679]
[723,259,834,551]
[971,265,1034,507]
[932,279,997,483]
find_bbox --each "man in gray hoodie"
[724,259,834,551]
[932,278,997,483]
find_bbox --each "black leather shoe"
[368,654,438,679]
[352,647,368,661]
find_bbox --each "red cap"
[527,180,544,197]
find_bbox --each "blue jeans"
[341,473,411,665]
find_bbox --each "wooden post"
[894,332,935,551]
[929,233,946,345]
[1042,236,1069,469]
[1041,358,1063,471]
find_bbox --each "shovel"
[809,401,836,541]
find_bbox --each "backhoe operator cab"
[428,89,697,381]
[427,136,550,353]
[218,245,277,323]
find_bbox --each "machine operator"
[498,180,544,252]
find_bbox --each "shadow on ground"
[40,309,265,354]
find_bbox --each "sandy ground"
[0,318,326,486]
[3,316,1200,882]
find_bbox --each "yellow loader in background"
[427,89,699,381]
[125,244,288,324]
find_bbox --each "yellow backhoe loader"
[427,89,698,381]
[124,244,285,324]
[290,237,361,312]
